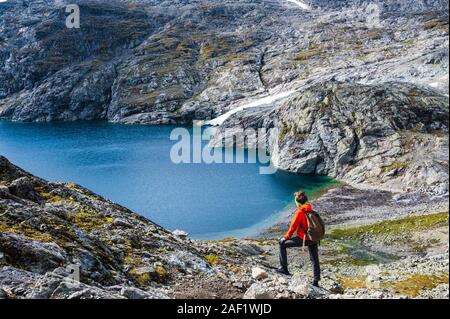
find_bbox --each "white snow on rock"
[286,0,311,10]
[206,90,296,126]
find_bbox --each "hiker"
[277,191,324,287]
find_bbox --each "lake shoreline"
[259,184,449,239]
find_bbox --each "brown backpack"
[301,210,325,242]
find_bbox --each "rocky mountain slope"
[0,0,448,124]
[0,155,215,298]
[1,156,448,299]
[0,0,449,300]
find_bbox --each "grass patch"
[329,212,449,240]
[129,269,153,286]
[203,254,220,266]
[0,214,53,242]
[337,276,367,289]
[388,273,449,297]
[72,208,113,231]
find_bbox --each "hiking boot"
[312,280,319,287]
[276,267,290,276]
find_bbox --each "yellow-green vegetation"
[279,122,290,143]
[196,33,255,62]
[0,214,53,242]
[295,49,321,61]
[66,182,77,189]
[35,186,64,203]
[204,254,220,266]
[0,98,16,112]
[127,263,170,286]
[129,268,153,286]
[308,178,344,200]
[329,212,449,240]
[338,273,449,297]
[155,265,169,278]
[390,273,449,297]
[71,208,113,231]
[423,18,449,33]
[218,237,235,243]
[337,276,367,289]
[381,160,409,173]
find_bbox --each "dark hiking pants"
[279,237,321,282]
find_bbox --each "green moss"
[279,122,290,143]
[294,49,321,61]
[337,276,367,289]
[329,212,449,240]
[381,160,409,173]
[204,254,220,266]
[66,182,77,189]
[129,269,153,286]
[423,18,449,33]
[155,265,169,278]
[0,98,16,112]
[0,215,53,242]
[34,186,64,203]
[387,273,449,297]
[72,209,112,231]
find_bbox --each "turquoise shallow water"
[0,121,335,239]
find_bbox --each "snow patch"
[206,90,296,126]
[286,0,311,10]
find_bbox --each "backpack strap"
[301,210,310,251]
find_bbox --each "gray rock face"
[211,81,449,195]
[8,177,43,203]
[0,0,448,124]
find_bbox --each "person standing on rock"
[277,191,322,287]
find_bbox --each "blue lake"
[0,121,335,239]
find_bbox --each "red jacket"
[284,203,313,240]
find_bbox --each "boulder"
[112,218,133,228]
[120,286,151,299]
[0,186,10,199]
[172,229,189,239]
[132,266,156,277]
[7,177,42,202]
[251,267,268,280]
[0,288,7,299]
[0,232,66,274]
[243,282,275,299]
[288,273,329,298]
